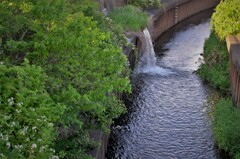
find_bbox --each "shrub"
[109,5,148,32]
[211,0,240,40]
[198,31,230,93]
[127,0,161,9]
[214,98,240,159]
[0,0,131,158]
[0,61,64,158]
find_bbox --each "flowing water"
[106,11,218,159]
[136,29,173,76]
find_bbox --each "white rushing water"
[136,29,173,76]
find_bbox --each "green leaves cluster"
[0,0,131,158]
[211,0,240,40]
[214,98,240,159]
[127,0,161,9]
[109,5,148,32]
[0,61,64,158]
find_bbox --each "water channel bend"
[107,16,217,159]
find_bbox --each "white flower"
[30,107,35,111]
[19,130,26,135]
[51,155,59,159]
[31,143,37,149]
[23,126,29,132]
[41,115,46,119]
[50,148,55,153]
[7,97,14,106]
[10,122,16,127]
[6,142,11,148]
[17,102,23,107]
[48,123,54,127]
[39,146,45,153]
[32,126,37,130]
[16,109,22,113]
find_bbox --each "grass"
[127,0,161,9]
[198,31,230,93]
[214,98,240,159]
[199,31,240,158]
[108,5,148,32]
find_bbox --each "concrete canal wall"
[149,0,220,40]
[226,36,240,108]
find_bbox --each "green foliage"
[109,5,148,32]
[214,98,240,159]
[198,31,230,93]
[211,0,240,40]
[127,0,161,9]
[0,61,64,158]
[0,0,131,158]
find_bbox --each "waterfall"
[136,29,173,75]
[141,29,157,67]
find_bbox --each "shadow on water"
[106,9,227,159]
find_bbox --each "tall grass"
[198,31,230,93]
[127,0,161,9]
[214,98,240,159]
[108,5,148,32]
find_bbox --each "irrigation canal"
[106,11,219,159]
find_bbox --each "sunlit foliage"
[0,0,131,158]
[211,0,240,40]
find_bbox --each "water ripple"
[106,18,217,159]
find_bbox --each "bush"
[109,5,148,32]
[0,61,64,158]
[0,0,131,158]
[198,31,230,93]
[214,98,240,159]
[211,0,240,40]
[127,0,161,9]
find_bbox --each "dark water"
[106,11,218,159]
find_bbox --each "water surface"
[106,12,217,159]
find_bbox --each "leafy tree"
[0,61,64,159]
[211,0,240,40]
[0,0,131,158]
